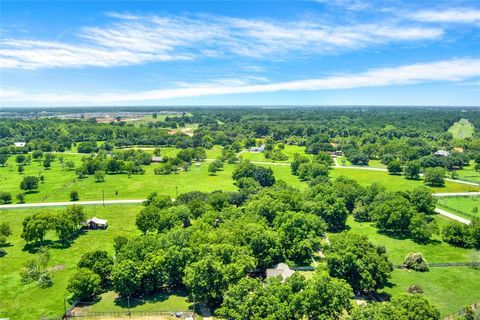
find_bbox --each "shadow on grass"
[377,229,441,245]
[22,229,86,253]
[114,289,188,309]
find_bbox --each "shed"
[151,156,163,163]
[14,142,26,148]
[84,217,108,229]
[434,150,450,157]
[266,263,295,281]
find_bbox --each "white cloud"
[0,13,443,70]
[2,58,479,105]
[408,8,480,24]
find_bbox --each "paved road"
[433,192,480,197]
[435,207,471,225]
[0,198,474,226]
[0,199,145,209]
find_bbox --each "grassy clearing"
[0,205,159,320]
[455,161,480,184]
[345,216,476,265]
[240,145,308,163]
[331,168,479,193]
[346,216,480,316]
[437,196,480,219]
[448,118,475,139]
[1,154,477,205]
[383,267,480,316]
[83,290,190,312]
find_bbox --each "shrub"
[70,191,79,202]
[0,191,12,204]
[404,252,429,272]
[16,193,25,203]
[38,272,53,288]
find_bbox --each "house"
[266,263,295,281]
[14,142,26,148]
[151,156,163,163]
[434,150,450,157]
[84,217,108,229]
[250,144,266,153]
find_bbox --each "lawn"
[331,168,480,193]
[1,150,478,205]
[0,205,170,320]
[455,161,480,184]
[383,267,480,316]
[345,216,480,316]
[0,150,235,203]
[345,216,476,265]
[437,196,480,219]
[448,118,475,139]
[81,290,190,312]
[240,145,309,163]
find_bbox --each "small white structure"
[250,144,265,153]
[266,263,295,281]
[151,156,163,163]
[434,150,450,157]
[14,142,26,148]
[84,217,108,229]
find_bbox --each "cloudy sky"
[1,0,479,107]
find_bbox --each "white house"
[84,217,108,229]
[14,142,26,148]
[266,263,295,281]
[434,150,450,157]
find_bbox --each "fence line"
[66,310,193,318]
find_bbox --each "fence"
[393,262,479,269]
[66,310,193,318]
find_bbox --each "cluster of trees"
[65,177,442,318]
[218,272,352,320]
[343,184,439,243]
[76,150,150,178]
[21,205,86,245]
[442,218,480,248]
[154,147,207,175]
[290,151,333,182]
[0,222,12,256]
[351,293,440,320]
[232,161,276,187]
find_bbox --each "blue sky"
[0,0,479,107]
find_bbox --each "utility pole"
[127,295,131,318]
[102,189,105,206]
[63,297,67,319]
[176,186,178,198]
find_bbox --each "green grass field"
[240,145,309,163]
[346,216,480,316]
[455,161,480,184]
[437,196,480,219]
[1,151,478,205]
[1,190,479,318]
[330,167,479,193]
[0,205,189,319]
[383,267,480,316]
[345,216,476,264]
[448,118,475,139]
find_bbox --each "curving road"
[435,207,471,225]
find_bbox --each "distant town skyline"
[1,1,479,107]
